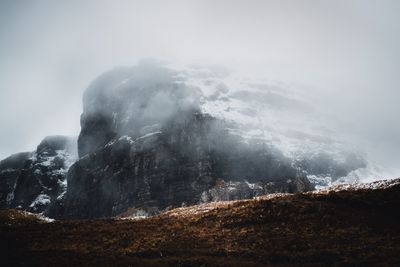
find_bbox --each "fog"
[0,0,399,177]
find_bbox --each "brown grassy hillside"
[1,179,400,266]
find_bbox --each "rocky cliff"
[64,62,313,218]
[0,136,77,216]
[65,111,312,218]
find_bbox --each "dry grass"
[1,181,400,266]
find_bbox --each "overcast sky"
[1,0,400,171]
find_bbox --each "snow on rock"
[29,194,51,209]
[307,175,332,190]
[106,132,162,148]
[0,136,77,217]
[313,177,400,194]
[137,131,162,140]
[167,63,388,185]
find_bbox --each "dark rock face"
[65,114,312,218]
[77,63,202,158]
[64,62,313,219]
[0,136,77,216]
[0,152,33,208]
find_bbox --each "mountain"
[64,61,312,218]
[0,61,372,219]
[1,178,399,266]
[0,136,77,216]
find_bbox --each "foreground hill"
[1,178,400,266]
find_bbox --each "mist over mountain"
[0,60,381,218]
[1,0,400,180]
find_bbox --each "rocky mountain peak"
[64,63,314,218]
[0,135,77,216]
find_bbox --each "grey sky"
[0,0,400,172]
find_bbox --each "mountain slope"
[1,178,399,266]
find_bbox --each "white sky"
[1,0,400,170]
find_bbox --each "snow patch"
[137,131,162,140]
[313,177,400,193]
[29,193,50,208]
[245,180,262,190]
[119,209,150,220]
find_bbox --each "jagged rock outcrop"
[0,136,77,216]
[0,152,33,208]
[64,62,313,218]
